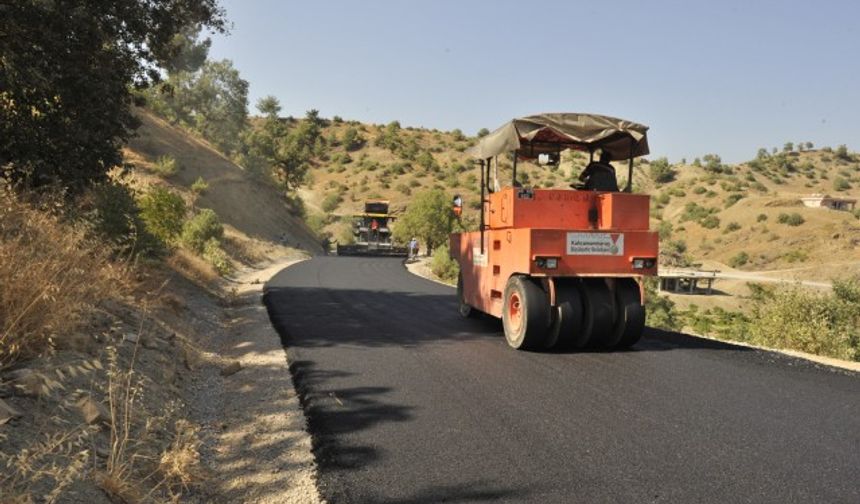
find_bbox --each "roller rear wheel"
[457,272,477,318]
[503,276,550,350]
[579,279,616,347]
[612,279,646,348]
[545,280,585,350]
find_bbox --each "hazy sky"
[208,0,859,163]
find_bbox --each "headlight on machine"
[631,257,656,269]
[535,257,559,269]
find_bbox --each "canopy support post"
[512,152,518,186]
[480,159,487,254]
[625,139,635,192]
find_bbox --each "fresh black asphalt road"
[264,256,860,504]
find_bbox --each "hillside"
[125,110,324,260]
[296,118,859,281]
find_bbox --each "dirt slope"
[126,111,323,255]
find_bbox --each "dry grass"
[166,248,220,287]
[157,420,204,493]
[0,426,95,504]
[93,468,143,504]
[0,186,128,367]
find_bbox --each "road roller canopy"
[467,113,650,161]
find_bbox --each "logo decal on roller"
[566,232,624,256]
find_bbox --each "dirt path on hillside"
[710,270,832,288]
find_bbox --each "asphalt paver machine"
[450,113,658,350]
[337,200,407,256]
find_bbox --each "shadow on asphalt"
[288,359,408,471]
[263,283,754,502]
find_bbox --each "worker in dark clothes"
[578,150,619,191]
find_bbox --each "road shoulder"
[200,258,324,503]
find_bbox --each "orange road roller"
[450,113,658,350]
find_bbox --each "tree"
[0,0,225,190]
[648,157,676,183]
[271,110,323,192]
[375,121,402,151]
[393,189,454,254]
[152,59,249,154]
[342,127,364,151]
[756,148,770,160]
[477,128,490,138]
[416,151,438,173]
[239,104,321,193]
[783,142,794,152]
[256,95,282,118]
[162,26,212,75]
[702,154,724,173]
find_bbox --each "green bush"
[203,237,232,275]
[152,155,179,177]
[191,176,209,195]
[835,144,852,161]
[305,212,327,237]
[757,213,768,222]
[777,212,805,226]
[430,245,459,283]
[681,202,713,222]
[693,186,707,195]
[748,283,860,361]
[181,208,224,253]
[724,193,743,208]
[657,220,673,240]
[649,157,676,183]
[342,127,364,151]
[138,186,186,246]
[723,221,741,233]
[728,251,749,267]
[644,278,680,331]
[87,181,161,255]
[700,215,720,229]
[321,192,342,213]
[660,240,691,267]
[782,249,808,263]
[833,177,851,191]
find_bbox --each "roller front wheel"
[503,276,550,350]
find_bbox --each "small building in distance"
[800,194,857,211]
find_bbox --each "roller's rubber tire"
[613,279,646,349]
[503,276,550,350]
[545,280,585,350]
[579,279,616,348]
[457,272,477,318]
